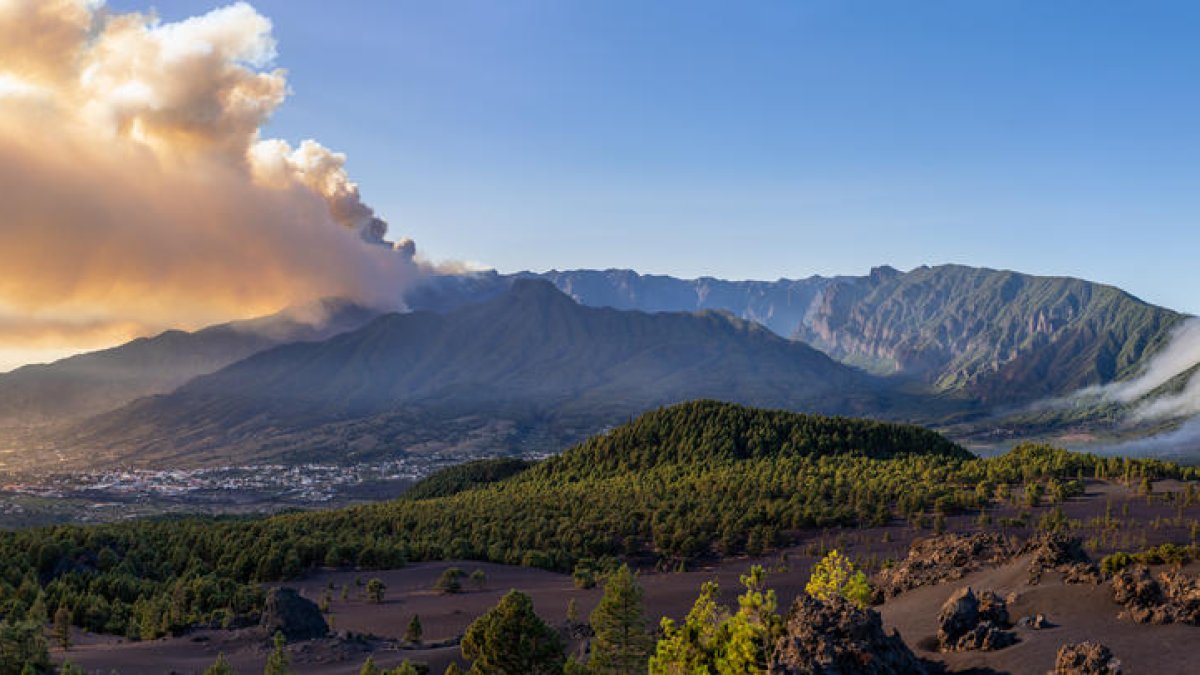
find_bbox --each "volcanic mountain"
[58,280,899,467]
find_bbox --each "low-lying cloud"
[0,1,423,365]
[1034,316,1200,456]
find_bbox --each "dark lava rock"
[1016,613,1049,630]
[1024,532,1091,585]
[952,621,1015,652]
[770,595,929,674]
[936,587,979,647]
[873,533,1017,601]
[936,587,1016,652]
[977,589,1009,626]
[1111,565,1200,625]
[260,587,329,641]
[1054,641,1122,674]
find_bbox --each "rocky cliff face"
[794,264,1182,403]
[480,265,1181,405]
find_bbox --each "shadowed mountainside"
[59,281,906,467]
[0,298,377,430]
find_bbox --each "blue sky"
[114,1,1200,313]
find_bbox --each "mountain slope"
[62,281,896,467]
[795,264,1184,402]
[0,298,377,432]
[456,266,1181,405]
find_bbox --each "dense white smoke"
[0,0,423,366]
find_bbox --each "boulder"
[1016,613,1049,630]
[1053,641,1122,674]
[1111,565,1200,625]
[1024,532,1090,585]
[936,587,1016,652]
[977,589,1009,625]
[260,587,329,641]
[936,587,979,647]
[873,533,1017,601]
[952,621,1015,652]
[770,595,930,674]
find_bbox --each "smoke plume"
[0,1,422,367]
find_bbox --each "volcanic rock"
[873,533,1017,601]
[1111,565,1200,625]
[936,587,1015,652]
[1053,641,1122,674]
[770,595,929,674]
[1024,532,1091,584]
[260,587,329,641]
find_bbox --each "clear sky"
[111,0,1200,314]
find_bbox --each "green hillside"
[0,402,1190,641]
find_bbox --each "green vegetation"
[359,657,428,675]
[0,402,1194,641]
[0,618,48,675]
[264,631,291,675]
[367,578,386,604]
[587,565,653,674]
[405,614,423,644]
[804,550,871,609]
[204,653,237,675]
[404,458,533,500]
[434,568,465,594]
[461,590,564,675]
[1101,543,1200,574]
[649,565,782,673]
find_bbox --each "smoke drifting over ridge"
[0,0,422,366]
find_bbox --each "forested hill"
[0,401,1192,643]
[530,400,971,480]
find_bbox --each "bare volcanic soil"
[54,479,1200,674]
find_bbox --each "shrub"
[804,550,871,608]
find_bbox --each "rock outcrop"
[1110,565,1200,625]
[936,587,1015,652]
[260,588,329,641]
[1024,532,1098,585]
[771,595,929,674]
[873,533,1017,601]
[1054,641,1122,674]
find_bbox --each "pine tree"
[264,631,291,675]
[718,565,782,672]
[588,564,652,674]
[804,549,871,608]
[366,578,387,604]
[648,581,726,674]
[566,598,579,624]
[0,618,50,675]
[649,568,783,674]
[470,569,487,590]
[405,614,423,644]
[359,656,380,675]
[443,664,463,675]
[205,653,238,675]
[52,605,71,651]
[462,591,564,675]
